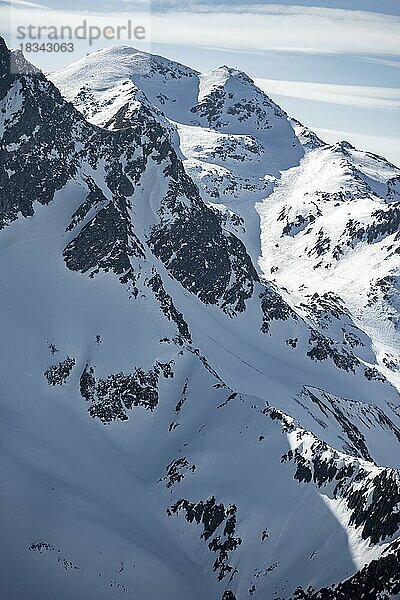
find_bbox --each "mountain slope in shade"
[1,38,400,600]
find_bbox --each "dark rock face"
[283,436,400,548]
[210,135,264,163]
[308,229,331,258]
[168,497,242,581]
[191,86,229,129]
[29,542,54,553]
[364,366,385,382]
[301,291,367,354]
[0,43,122,231]
[190,68,284,132]
[44,357,75,386]
[148,183,258,315]
[260,286,298,333]
[290,540,400,600]
[1,38,259,319]
[265,400,400,599]
[307,330,360,373]
[387,175,400,201]
[64,194,145,287]
[334,202,400,257]
[299,387,372,461]
[65,180,105,233]
[0,53,79,228]
[297,386,400,464]
[79,363,162,423]
[347,470,400,544]
[147,271,191,341]
[0,37,9,76]
[368,274,399,325]
[282,213,316,237]
[221,592,237,600]
[302,292,351,326]
[175,379,189,414]
[161,457,195,488]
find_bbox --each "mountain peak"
[333,139,356,153]
[198,65,259,100]
[214,64,254,82]
[0,35,9,77]
[0,34,7,56]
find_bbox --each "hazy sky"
[1,0,399,164]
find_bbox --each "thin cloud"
[2,3,400,56]
[0,0,47,7]
[148,7,400,56]
[360,56,400,68]
[313,127,400,166]
[254,78,400,110]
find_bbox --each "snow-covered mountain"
[1,39,400,599]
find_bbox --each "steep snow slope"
[38,45,400,467]
[1,38,400,600]
[49,45,199,127]
[52,46,400,395]
[257,142,400,390]
[50,46,303,173]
